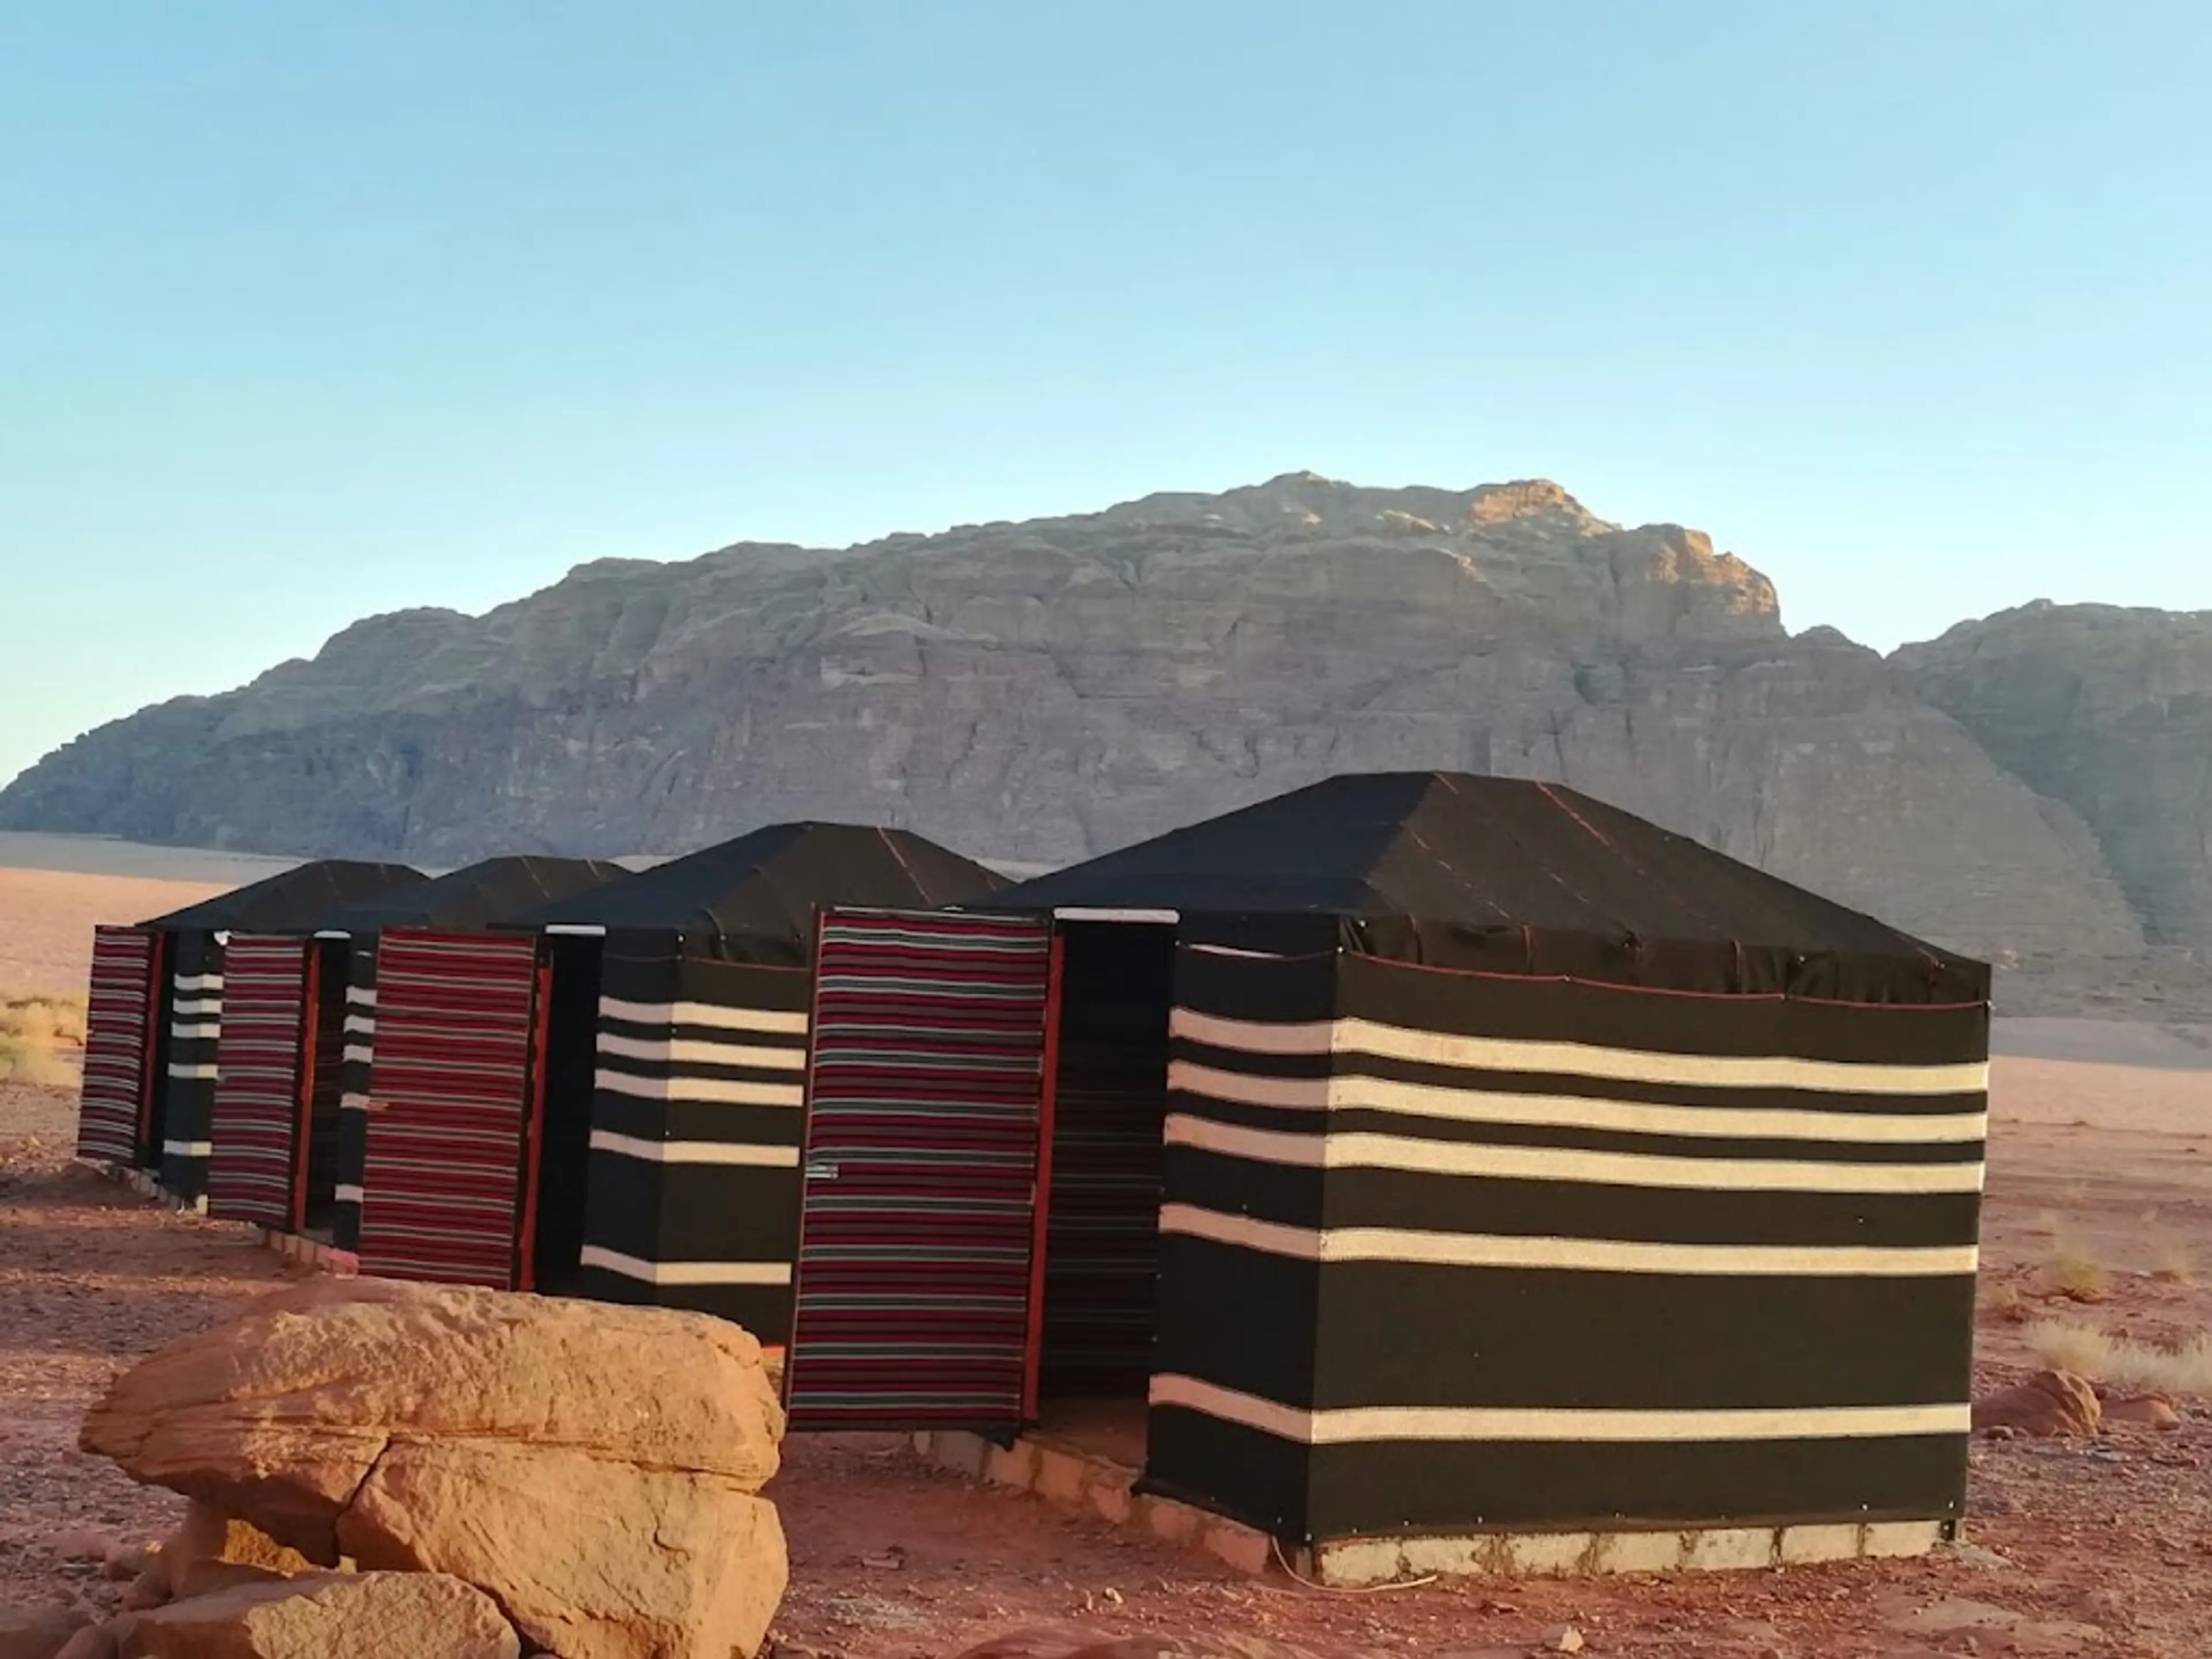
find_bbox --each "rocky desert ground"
[2,845,2210,1657]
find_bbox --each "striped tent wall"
[1146,946,1988,1543]
[783,910,1052,1431]
[77,927,161,1165]
[1145,946,1337,1532]
[329,941,378,1251]
[204,936,313,1228]
[577,937,813,1340]
[1038,922,1175,1396]
[158,931,224,1199]
[357,930,544,1287]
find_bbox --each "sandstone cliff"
[2,474,2194,1008]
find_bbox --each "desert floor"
[2,849,2210,1656]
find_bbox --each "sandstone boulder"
[112,1572,516,1659]
[80,1279,788,1659]
[0,1605,92,1659]
[338,1441,786,1659]
[80,1277,783,1562]
[1972,1370,2102,1437]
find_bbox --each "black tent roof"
[512,822,1009,964]
[139,860,429,933]
[314,855,634,935]
[990,772,1988,1002]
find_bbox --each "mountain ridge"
[7,472,2207,1015]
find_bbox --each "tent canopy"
[315,855,631,935]
[139,860,427,933]
[512,822,1009,964]
[988,771,1988,1002]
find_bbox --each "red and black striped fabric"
[77,927,159,1165]
[358,930,542,1287]
[783,910,1051,1430]
[205,937,315,1227]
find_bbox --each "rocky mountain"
[6,472,2207,1013]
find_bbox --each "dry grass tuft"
[0,991,88,1086]
[2,991,89,1047]
[2152,1237,2198,1285]
[2037,1233,2112,1303]
[2028,1319,2212,1399]
[1980,1281,2029,1324]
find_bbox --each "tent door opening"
[1029,918,1176,1472]
[294,937,351,1238]
[527,931,604,1295]
[138,935,176,1171]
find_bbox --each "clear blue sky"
[5,1,2209,788]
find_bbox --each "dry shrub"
[2028,1319,2212,1400]
[2037,1233,2112,1303]
[1980,1281,2028,1324]
[2152,1237,2198,1285]
[0,1031,79,1087]
[0,991,88,1047]
[0,991,87,1086]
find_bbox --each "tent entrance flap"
[78,926,160,1166]
[783,909,1054,1432]
[357,929,544,1288]
[204,935,315,1228]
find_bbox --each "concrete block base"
[910,1429,1278,1578]
[87,1160,357,1274]
[1306,1517,1957,1587]
[908,1427,1954,1588]
[90,1158,207,1215]
[249,1226,359,1276]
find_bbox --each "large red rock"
[1971,1370,2101,1437]
[79,1279,788,1659]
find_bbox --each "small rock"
[1942,1542,2014,1570]
[1539,1628,1584,1655]
[1972,1370,2101,1437]
[99,1542,157,1583]
[0,1605,93,1659]
[120,1570,171,1612]
[2103,1392,2183,1430]
[120,1570,518,1659]
[47,1532,118,1566]
[51,1629,118,1659]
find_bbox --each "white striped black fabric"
[329,948,378,1251]
[1146,945,1990,1543]
[157,938,224,1199]
[578,945,813,1341]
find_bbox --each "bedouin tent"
[350,823,1007,1319]
[775,772,1991,1569]
[199,855,631,1240]
[75,861,428,1203]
